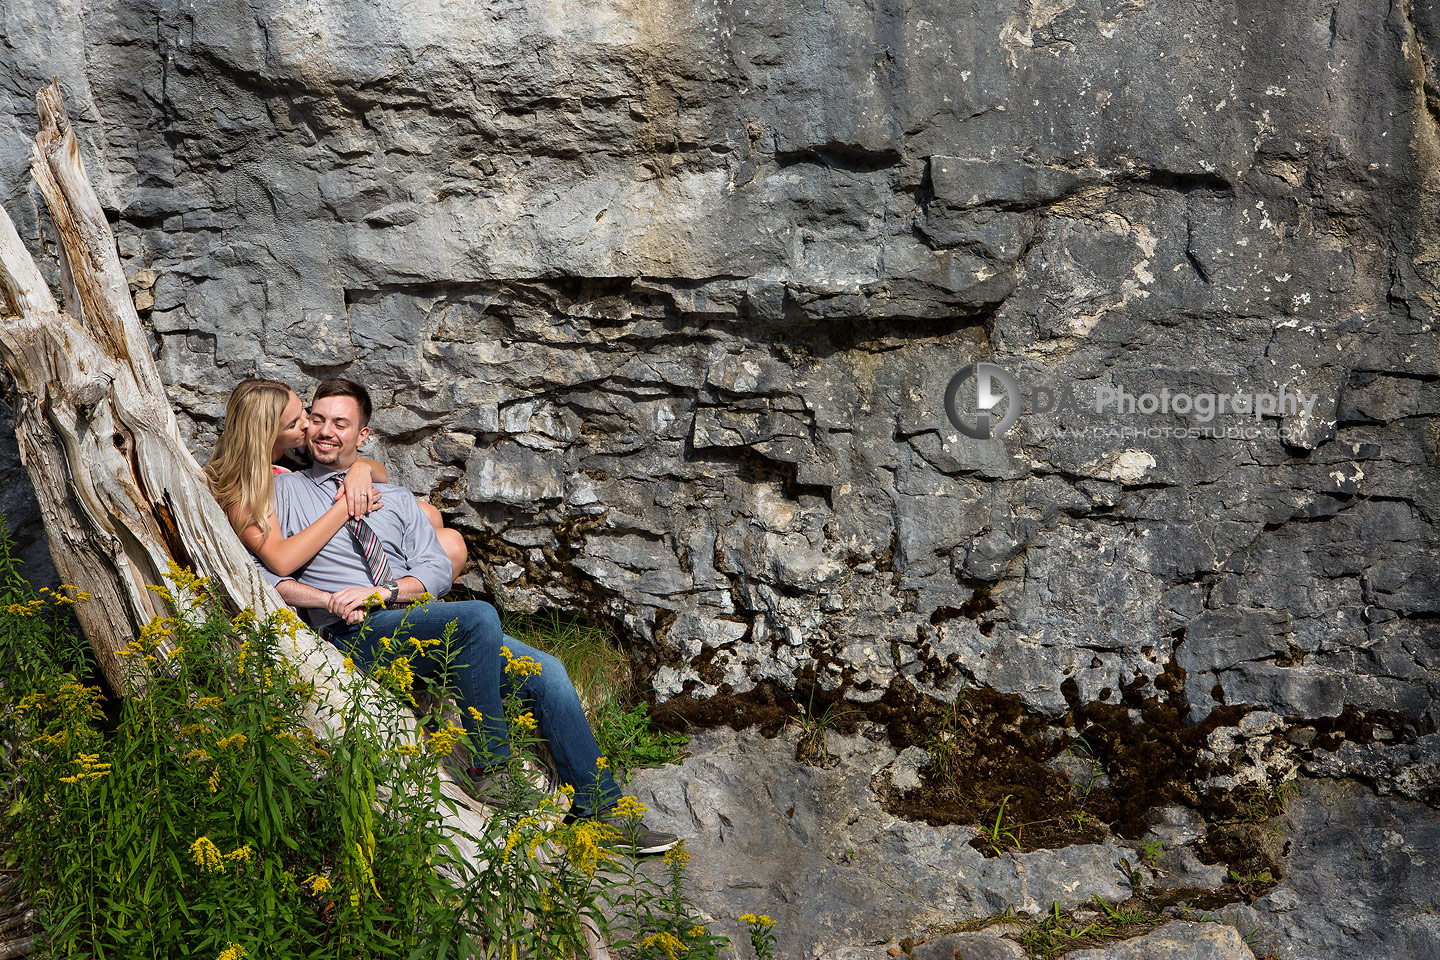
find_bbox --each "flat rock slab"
[911,931,1027,960]
[1064,921,1255,960]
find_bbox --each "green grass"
[500,607,689,783]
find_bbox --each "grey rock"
[911,932,1026,960]
[1063,921,1255,960]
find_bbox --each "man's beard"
[309,440,342,464]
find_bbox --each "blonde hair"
[203,379,293,536]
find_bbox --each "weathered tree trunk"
[0,83,610,958]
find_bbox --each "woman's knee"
[439,528,468,577]
[419,500,443,530]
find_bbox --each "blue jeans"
[322,599,620,819]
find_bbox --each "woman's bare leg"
[419,500,468,580]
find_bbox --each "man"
[265,378,677,855]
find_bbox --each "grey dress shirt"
[265,463,454,631]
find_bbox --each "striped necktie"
[330,474,393,586]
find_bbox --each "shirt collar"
[303,462,350,487]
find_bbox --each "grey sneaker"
[603,816,680,856]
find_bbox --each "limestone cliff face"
[2,0,1439,954]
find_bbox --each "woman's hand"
[336,461,383,517]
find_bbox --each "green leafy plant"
[739,912,778,960]
[1139,839,1164,868]
[977,794,1024,856]
[593,697,689,783]
[0,534,736,960]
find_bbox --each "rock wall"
[3,0,1439,956]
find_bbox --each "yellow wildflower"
[503,816,542,863]
[231,610,257,630]
[374,656,415,692]
[688,925,706,938]
[271,607,302,639]
[663,841,690,867]
[396,743,420,757]
[407,592,434,608]
[195,697,224,709]
[640,932,685,960]
[504,654,543,678]
[611,796,647,820]
[189,836,224,872]
[596,756,608,770]
[208,768,221,793]
[224,844,253,864]
[379,635,392,652]
[564,818,617,877]
[512,711,538,733]
[216,943,245,960]
[58,753,111,785]
[343,655,355,673]
[216,733,248,751]
[236,641,250,672]
[739,913,775,928]
[410,636,440,654]
[179,723,213,736]
[5,603,33,617]
[364,591,385,609]
[305,873,332,894]
[182,748,210,762]
[426,721,466,755]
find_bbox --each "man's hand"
[328,586,386,622]
[275,580,366,625]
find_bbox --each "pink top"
[272,464,290,475]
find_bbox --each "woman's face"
[272,391,308,459]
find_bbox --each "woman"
[204,379,466,578]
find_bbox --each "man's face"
[307,395,369,470]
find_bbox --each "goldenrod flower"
[342,655,355,673]
[640,932,685,960]
[58,753,111,784]
[305,873,332,894]
[271,607,302,639]
[208,768,221,793]
[512,711,538,733]
[425,721,466,755]
[663,841,690,867]
[407,592,434,608]
[504,654,543,678]
[216,943,245,960]
[611,796,647,820]
[563,818,617,876]
[364,591,385,609]
[410,636,440,654]
[688,925,706,938]
[739,913,775,928]
[595,756,608,770]
[216,733,248,751]
[224,844,253,864]
[189,836,224,872]
[196,697,224,709]
[379,635,392,652]
[182,748,210,762]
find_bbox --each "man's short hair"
[312,378,373,427]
